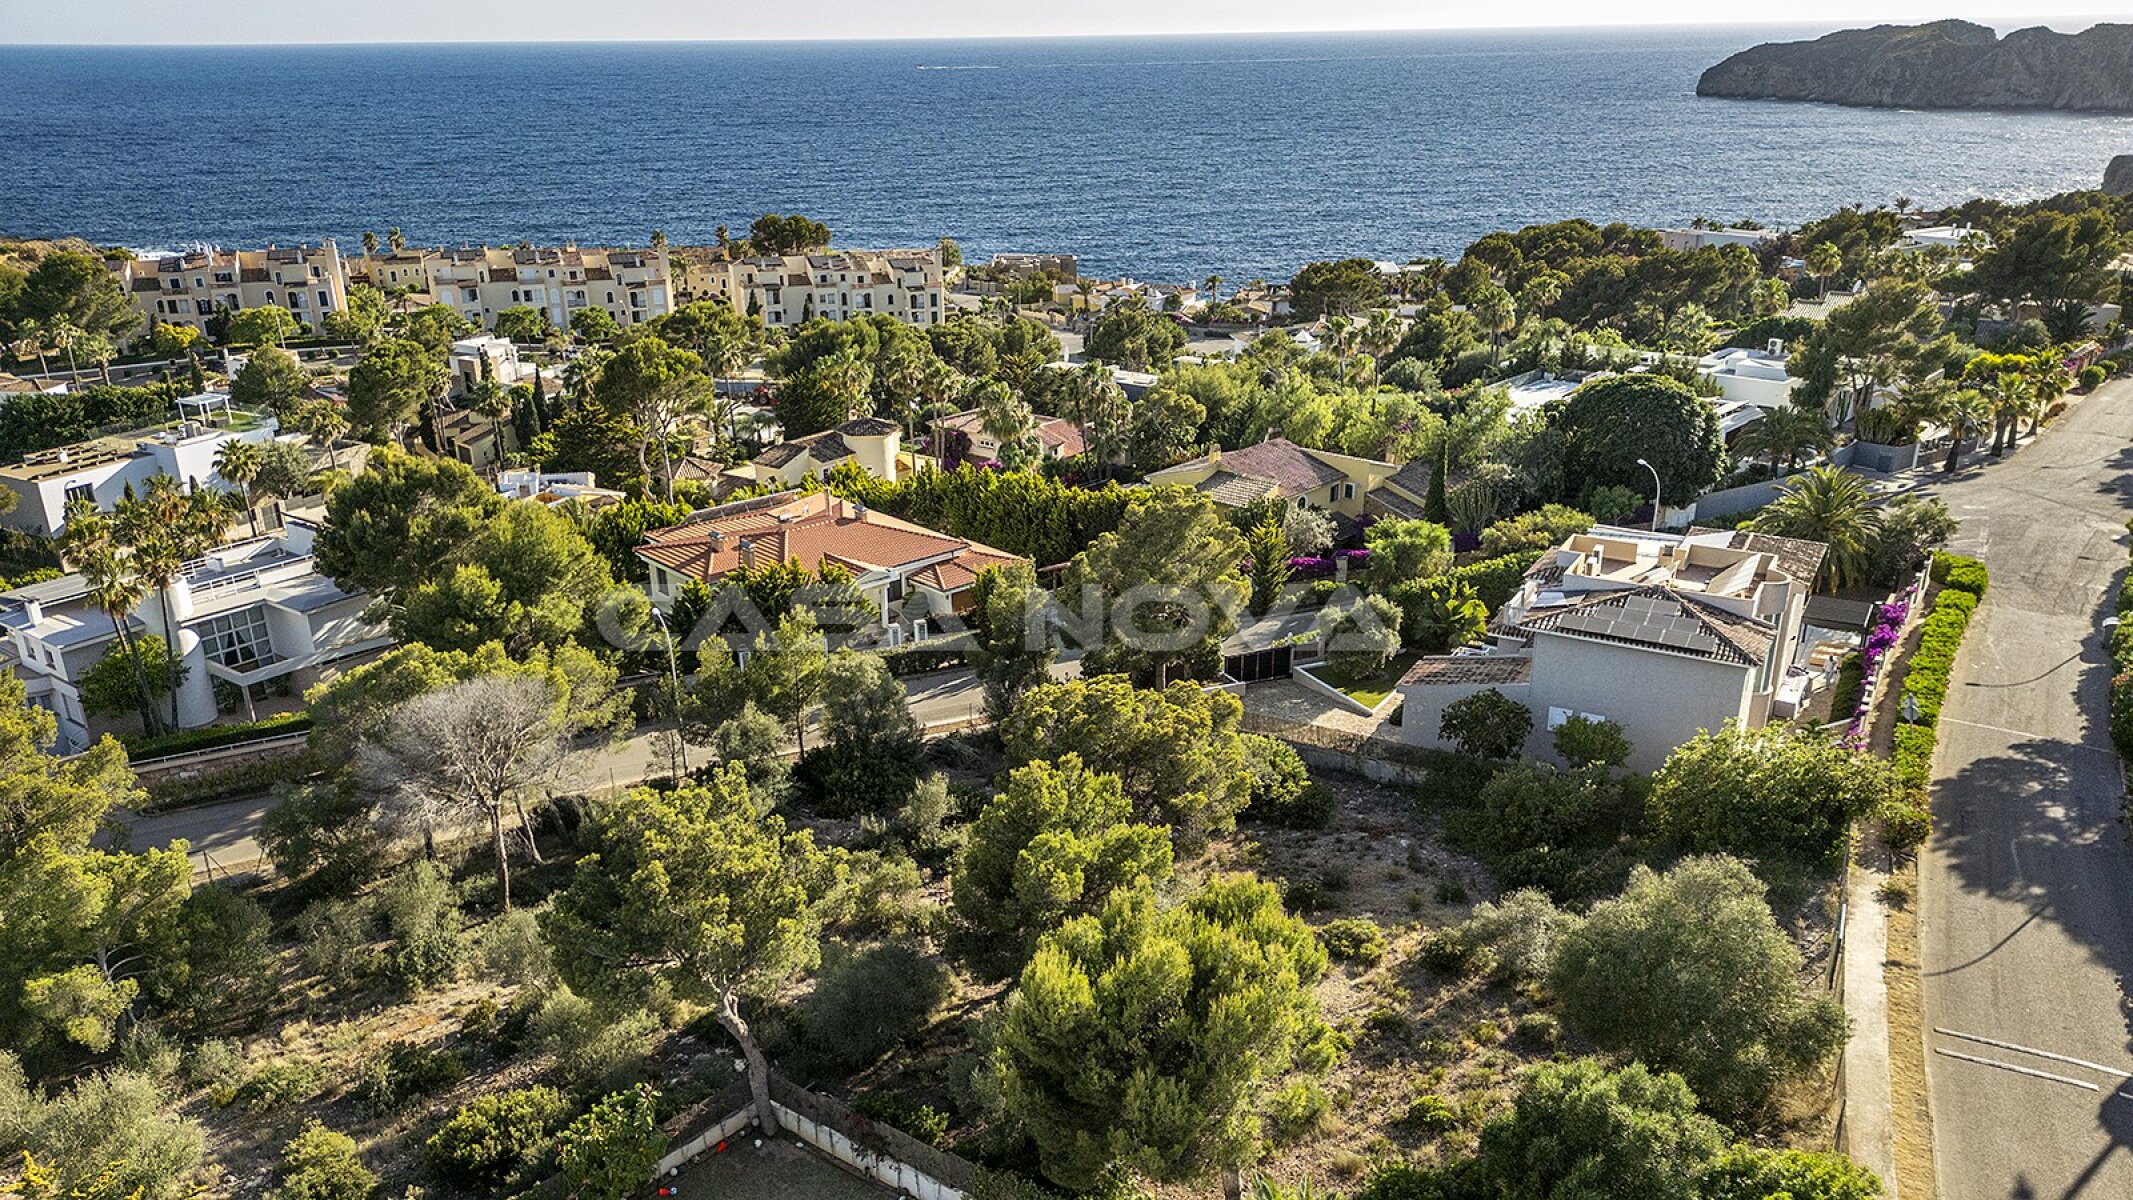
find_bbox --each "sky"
[0,0,2122,45]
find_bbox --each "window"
[318,290,329,308]
[63,482,93,508]
[196,608,274,670]
[1546,707,1608,731]
[1343,482,1356,500]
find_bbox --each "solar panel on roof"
[1550,593,1721,655]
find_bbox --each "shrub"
[1480,506,1592,559]
[1551,715,1632,768]
[2081,363,2108,391]
[1450,888,1572,982]
[557,1084,667,1200]
[121,712,312,760]
[1881,796,1933,852]
[261,784,387,896]
[1930,551,1988,599]
[1549,857,1847,1123]
[530,988,658,1095]
[1446,763,1643,905]
[793,737,927,818]
[1242,734,1335,828]
[1649,724,1902,876]
[183,1038,243,1093]
[425,1086,573,1193]
[296,897,383,991]
[228,1061,323,1114]
[13,1066,205,1200]
[852,1092,951,1147]
[278,1122,377,1200]
[476,908,555,989]
[353,1041,466,1113]
[1264,1079,1332,1142]
[1318,918,1389,966]
[1904,588,1977,728]
[803,943,951,1070]
[1402,1094,1458,1133]
[1438,688,1532,760]
[374,861,466,995]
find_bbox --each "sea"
[3,26,2130,282]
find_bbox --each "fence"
[658,1072,992,1200]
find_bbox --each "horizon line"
[0,13,2114,50]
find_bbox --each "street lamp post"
[1635,457,1662,532]
[650,608,689,778]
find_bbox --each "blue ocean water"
[2,28,2129,281]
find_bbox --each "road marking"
[1934,716,2121,756]
[1933,1047,2099,1091]
[1935,1028,2133,1079]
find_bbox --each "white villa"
[0,394,280,535]
[1398,524,1830,773]
[0,514,390,753]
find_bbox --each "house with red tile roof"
[1143,437,1397,517]
[637,489,1026,642]
[929,409,1087,465]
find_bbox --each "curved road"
[1912,377,2133,1200]
[119,664,1003,875]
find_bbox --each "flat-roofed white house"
[1397,524,1827,772]
[1697,344,1797,410]
[0,394,280,535]
[0,513,391,753]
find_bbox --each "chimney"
[708,530,725,549]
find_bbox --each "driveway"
[1907,378,2133,1199]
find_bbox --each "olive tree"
[356,672,567,911]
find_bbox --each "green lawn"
[1313,651,1420,710]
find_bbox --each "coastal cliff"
[1697,20,2133,113]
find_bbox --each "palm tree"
[1754,466,1882,593]
[214,438,264,537]
[1470,285,1517,348]
[1738,405,1833,476]
[1986,370,2034,457]
[1934,388,1993,475]
[1806,242,1843,301]
[58,503,162,736]
[974,381,1038,470]
[2029,368,2068,437]
[1362,308,1404,361]
[11,318,49,374]
[115,478,235,729]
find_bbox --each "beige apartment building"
[119,241,351,337]
[350,245,675,332]
[725,250,945,329]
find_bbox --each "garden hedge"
[121,711,313,761]
[1903,588,1978,729]
[2111,542,2133,764]
[1877,564,1987,848]
[1930,551,1988,600]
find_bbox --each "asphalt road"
[1911,378,2133,1200]
[118,664,1012,875]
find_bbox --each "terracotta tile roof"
[1515,585,1775,667]
[1210,438,1350,495]
[638,491,1022,594]
[1380,459,1436,503]
[934,410,1087,457]
[1399,655,1534,687]
[1196,469,1283,508]
[749,418,899,470]
[1685,527,1829,587]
